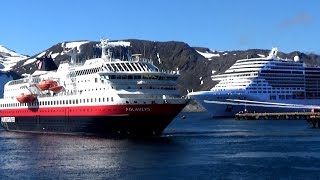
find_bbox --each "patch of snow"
[51,52,60,59]
[196,50,220,59]
[200,80,204,85]
[62,41,89,51]
[23,58,37,66]
[233,54,237,56]
[22,51,47,66]
[0,45,25,57]
[212,70,216,74]
[1,56,27,71]
[223,53,228,56]
[199,76,202,80]
[156,52,161,64]
[36,51,46,58]
[257,54,266,57]
[0,45,28,71]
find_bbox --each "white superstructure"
[0,39,188,136]
[1,39,184,106]
[189,48,320,117]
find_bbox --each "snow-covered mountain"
[0,45,28,72]
[11,41,91,75]
[0,73,12,98]
[2,40,320,96]
[0,45,28,98]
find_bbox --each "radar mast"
[97,39,131,62]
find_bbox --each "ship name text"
[126,107,151,112]
[1,117,15,123]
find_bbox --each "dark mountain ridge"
[6,39,320,95]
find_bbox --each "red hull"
[0,104,184,117]
[0,103,187,137]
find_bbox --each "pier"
[235,112,320,128]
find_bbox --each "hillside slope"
[4,40,320,96]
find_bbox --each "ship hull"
[189,91,317,117]
[0,103,187,137]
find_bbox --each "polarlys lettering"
[126,107,151,112]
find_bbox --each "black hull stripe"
[1,114,178,137]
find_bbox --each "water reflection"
[0,130,185,179]
[0,131,128,178]
[1,113,320,179]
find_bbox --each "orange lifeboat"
[48,81,63,92]
[16,93,35,103]
[38,80,54,90]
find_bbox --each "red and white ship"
[0,39,189,137]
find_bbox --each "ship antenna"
[268,47,278,59]
[99,39,109,59]
[97,38,131,62]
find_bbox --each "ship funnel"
[36,55,58,71]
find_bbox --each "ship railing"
[133,57,153,64]
[161,69,180,75]
[37,91,79,98]
[37,93,54,98]
[70,62,86,67]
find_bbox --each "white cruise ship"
[0,39,189,136]
[188,48,320,117]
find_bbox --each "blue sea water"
[1,112,320,179]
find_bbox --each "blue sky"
[0,0,319,55]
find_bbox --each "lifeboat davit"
[38,80,55,90]
[16,93,35,103]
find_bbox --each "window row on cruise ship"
[260,74,304,78]
[269,67,303,71]
[305,76,320,79]
[305,71,320,75]
[236,59,270,63]
[260,70,304,74]
[102,74,178,81]
[230,64,265,69]
[232,61,267,66]
[264,79,305,83]
[215,73,258,78]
